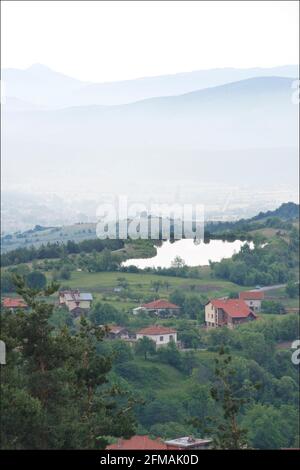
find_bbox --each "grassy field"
[53,270,244,311]
[265,287,300,309]
[112,350,218,399]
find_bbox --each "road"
[256,284,286,292]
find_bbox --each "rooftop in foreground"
[106,435,167,450]
[164,436,212,448]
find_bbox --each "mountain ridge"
[2,64,298,108]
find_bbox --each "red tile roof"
[210,299,255,318]
[106,435,168,450]
[141,299,180,309]
[2,297,27,309]
[137,325,177,335]
[239,291,265,300]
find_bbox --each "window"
[169,335,173,341]
[160,336,164,341]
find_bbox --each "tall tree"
[206,348,259,449]
[0,275,135,449]
[192,347,258,449]
[135,336,156,360]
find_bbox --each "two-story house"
[205,299,256,328]
[59,290,93,315]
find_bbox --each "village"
[0,286,277,450]
[2,287,265,350]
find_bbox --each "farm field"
[51,269,245,310]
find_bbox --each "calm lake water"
[122,239,253,269]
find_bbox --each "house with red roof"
[106,435,168,450]
[133,299,180,318]
[2,297,28,311]
[205,299,256,328]
[239,290,264,312]
[106,434,212,450]
[136,325,178,348]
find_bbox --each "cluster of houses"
[1,289,264,339]
[105,290,264,348]
[131,290,264,329]
[106,324,179,349]
[204,290,264,328]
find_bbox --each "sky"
[1,0,299,82]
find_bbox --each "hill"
[251,202,299,221]
[2,76,298,198]
[2,63,298,107]
[1,202,299,253]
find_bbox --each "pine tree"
[0,275,135,449]
[190,347,259,449]
[208,347,259,449]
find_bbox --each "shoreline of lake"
[122,239,253,269]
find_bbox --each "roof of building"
[2,297,27,308]
[137,325,177,336]
[63,291,93,302]
[209,299,255,318]
[108,325,128,334]
[164,436,212,448]
[239,290,265,300]
[141,299,180,309]
[106,435,168,450]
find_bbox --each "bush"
[26,271,47,290]
[261,300,285,314]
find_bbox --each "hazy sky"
[1,1,299,82]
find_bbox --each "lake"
[122,239,253,269]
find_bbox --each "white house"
[239,290,264,312]
[136,325,178,348]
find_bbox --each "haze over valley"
[1,65,298,232]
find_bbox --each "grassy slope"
[54,270,243,310]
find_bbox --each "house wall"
[244,299,261,312]
[66,300,91,311]
[132,307,145,315]
[144,308,180,317]
[205,302,217,327]
[136,332,177,346]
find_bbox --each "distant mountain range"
[1,64,299,222]
[3,75,298,190]
[2,63,298,108]
[2,202,298,253]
